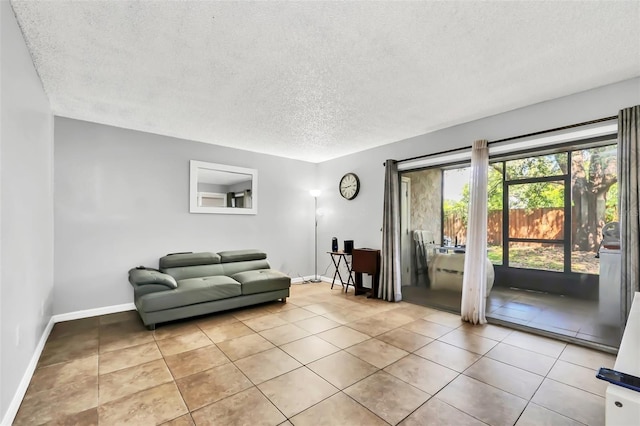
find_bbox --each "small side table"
[352,248,380,298]
[327,251,355,292]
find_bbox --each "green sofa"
[129,249,291,329]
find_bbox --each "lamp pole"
[310,190,321,283]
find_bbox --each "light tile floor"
[402,285,623,348]
[14,282,615,425]
[487,287,622,348]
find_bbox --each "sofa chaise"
[128,249,291,329]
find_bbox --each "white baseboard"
[291,275,335,284]
[52,302,136,323]
[1,317,54,426]
[291,275,322,284]
[1,302,136,425]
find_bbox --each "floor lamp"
[310,190,322,283]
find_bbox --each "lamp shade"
[309,189,322,197]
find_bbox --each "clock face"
[339,173,360,200]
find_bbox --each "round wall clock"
[339,172,360,200]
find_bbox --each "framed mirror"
[190,160,257,214]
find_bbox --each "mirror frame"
[189,160,258,215]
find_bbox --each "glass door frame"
[502,160,572,272]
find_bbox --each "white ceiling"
[11,1,640,163]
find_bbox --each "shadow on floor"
[401,284,622,350]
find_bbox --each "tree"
[442,144,618,252]
[571,146,617,251]
[605,182,618,224]
[504,154,565,210]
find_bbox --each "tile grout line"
[97,320,102,418]
[184,313,346,421]
[248,299,569,424]
[513,346,566,425]
[162,334,201,421]
[338,391,393,426]
[188,309,408,423]
[393,320,581,425]
[174,306,570,424]
[302,316,462,424]
[227,351,291,422]
[515,340,603,425]
[392,321,506,426]
[214,300,378,422]
[21,286,612,425]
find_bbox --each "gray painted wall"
[53,118,317,314]
[198,182,227,193]
[315,78,640,276]
[228,181,252,193]
[0,1,55,420]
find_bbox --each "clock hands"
[340,173,359,199]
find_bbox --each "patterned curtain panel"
[618,105,640,324]
[461,140,489,324]
[379,160,402,302]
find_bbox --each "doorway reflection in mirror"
[189,160,257,214]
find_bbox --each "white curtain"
[461,140,489,324]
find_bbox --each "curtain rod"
[386,115,618,166]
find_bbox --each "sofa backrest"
[222,259,270,276]
[159,250,271,281]
[160,252,221,268]
[218,249,267,263]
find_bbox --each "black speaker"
[344,240,354,254]
[331,237,338,253]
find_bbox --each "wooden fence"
[444,207,567,245]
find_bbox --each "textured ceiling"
[11,1,640,163]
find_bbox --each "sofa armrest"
[128,268,177,289]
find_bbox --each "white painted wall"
[0,1,55,421]
[315,78,640,274]
[53,118,317,314]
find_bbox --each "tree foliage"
[504,154,566,210]
[442,144,618,252]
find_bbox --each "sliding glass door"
[503,153,569,276]
[399,137,623,347]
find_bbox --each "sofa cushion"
[218,249,267,263]
[139,275,241,312]
[129,268,178,289]
[161,263,225,281]
[222,259,270,277]
[232,269,291,295]
[159,252,221,269]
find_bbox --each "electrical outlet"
[16,324,20,346]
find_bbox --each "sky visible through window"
[443,167,470,202]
